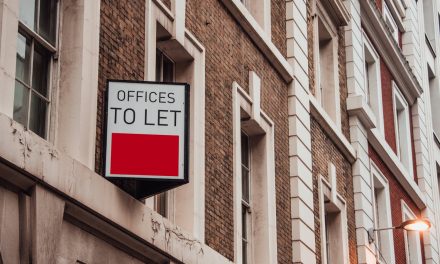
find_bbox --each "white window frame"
[313,2,341,128]
[14,0,60,140]
[362,30,384,134]
[401,201,423,264]
[370,161,396,264]
[392,82,414,177]
[232,75,277,264]
[318,174,349,264]
[144,2,206,240]
[238,0,271,37]
[383,2,399,43]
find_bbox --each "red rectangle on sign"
[110,133,179,176]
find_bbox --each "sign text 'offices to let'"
[105,80,189,185]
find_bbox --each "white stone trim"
[286,1,314,262]
[56,0,100,169]
[383,1,400,42]
[360,0,423,103]
[370,161,396,264]
[0,112,232,263]
[313,0,341,128]
[383,0,405,31]
[368,128,426,209]
[0,0,19,118]
[362,29,384,134]
[310,95,356,164]
[318,169,349,264]
[144,0,206,241]
[232,77,277,264]
[220,0,293,82]
[239,0,271,38]
[392,81,414,177]
[401,200,423,264]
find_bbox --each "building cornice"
[220,0,293,83]
[368,128,426,209]
[360,0,423,105]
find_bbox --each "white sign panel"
[105,80,189,181]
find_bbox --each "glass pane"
[156,192,167,217]
[32,43,50,98]
[162,55,174,82]
[242,166,249,203]
[155,50,162,82]
[29,92,47,138]
[38,0,57,44]
[15,33,31,84]
[13,81,29,126]
[241,132,249,167]
[241,205,247,239]
[19,0,36,30]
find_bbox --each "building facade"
[0,0,439,263]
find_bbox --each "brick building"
[0,0,439,264]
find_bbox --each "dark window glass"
[156,49,175,82]
[156,192,167,217]
[32,43,50,97]
[13,81,29,126]
[38,0,57,44]
[29,93,47,137]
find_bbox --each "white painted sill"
[220,0,293,82]
[368,128,426,209]
[310,95,356,164]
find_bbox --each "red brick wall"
[311,119,358,264]
[186,0,291,262]
[96,0,145,175]
[369,145,425,264]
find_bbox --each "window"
[371,162,395,264]
[392,84,413,175]
[362,31,384,132]
[232,76,277,264]
[313,6,340,127]
[154,48,175,218]
[318,164,348,264]
[383,2,399,43]
[241,132,251,264]
[14,0,58,138]
[401,201,423,264]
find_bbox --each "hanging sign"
[105,80,189,186]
